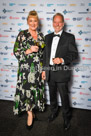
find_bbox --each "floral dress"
[13,29,45,115]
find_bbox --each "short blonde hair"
[27,10,39,21]
[53,13,64,22]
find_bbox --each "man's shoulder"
[63,31,74,38]
[45,32,54,38]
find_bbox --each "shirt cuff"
[61,58,64,65]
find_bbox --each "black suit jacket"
[43,31,78,82]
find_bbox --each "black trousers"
[48,70,71,120]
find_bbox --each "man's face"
[53,15,64,33]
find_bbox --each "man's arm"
[42,35,47,80]
[62,35,78,65]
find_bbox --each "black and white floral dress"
[13,29,45,115]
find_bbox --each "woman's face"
[27,16,38,31]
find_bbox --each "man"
[42,13,78,130]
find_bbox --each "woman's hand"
[25,46,39,54]
[31,46,39,53]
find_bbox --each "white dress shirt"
[50,30,63,65]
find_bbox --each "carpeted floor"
[0,100,91,136]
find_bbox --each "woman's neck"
[29,29,37,35]
[29,29,37,40]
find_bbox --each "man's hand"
[52,58,63,64]
[42,71,46,80]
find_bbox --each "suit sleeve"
[63,35,78,65]
[43,36,47,70]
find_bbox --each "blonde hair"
[53,13,64,22]
[27,10,39,21]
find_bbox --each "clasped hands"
[52,58,63,64]
[26,46,39,54]
[42,58,63,80]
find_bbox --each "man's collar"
[54,30,63,36]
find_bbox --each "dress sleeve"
[13,31,27,62]
[39,33,45,63]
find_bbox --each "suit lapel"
[48,33,54,57]
[55,31,65,57]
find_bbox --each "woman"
[13,11,45,129]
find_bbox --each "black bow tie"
[53,34,60,37]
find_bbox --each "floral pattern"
[13,29,45,115]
